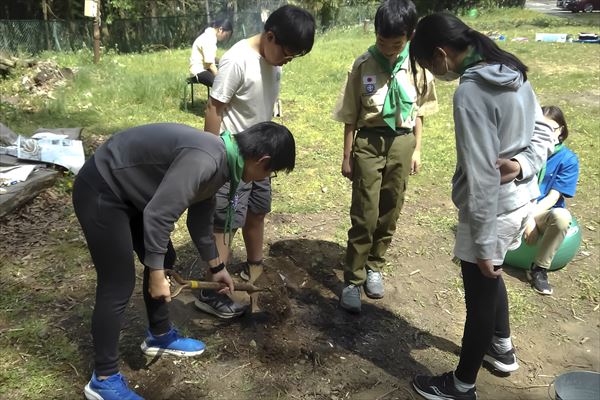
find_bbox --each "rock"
[60,67,74,79]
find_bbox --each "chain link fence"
[0,19,94,55]
[0,4,380,56]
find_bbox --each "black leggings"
[72,157,175,376]
[455,260,510,384]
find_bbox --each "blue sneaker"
[84,371,143,400]
[140,327,206,357]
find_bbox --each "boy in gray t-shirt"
[197,5,315,319]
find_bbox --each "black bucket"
[552,371,600,400]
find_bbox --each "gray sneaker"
[340,284,361,313]
[364,269,384,299]
[194,290,247,319]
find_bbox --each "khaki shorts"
[454,202,532,265]
[213,178,272,231]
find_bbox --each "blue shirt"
[537,146,579,209]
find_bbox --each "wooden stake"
[248,263,263,313]
[93,0,101,64]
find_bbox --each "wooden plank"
[0,169,59,218]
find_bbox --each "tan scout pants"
[345,131,415,286]
[532,207,572,269]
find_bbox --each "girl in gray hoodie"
[408,13,553,400]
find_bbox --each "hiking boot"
[483,346,519,373]
[194,290,247,319]
[140,327,205,357]
[240,262,263,282]
[240,263,250,281]
[340,284,361,313]
[527,266,553,295]
[84,371,143,400]
[364,269,384,299]
[413,372,477,400]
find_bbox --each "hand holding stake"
[166,270,267,298]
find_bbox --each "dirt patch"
[0,189,598,400]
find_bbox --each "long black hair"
[409,12,528,92]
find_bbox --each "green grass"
[0,8,599,399]
[507,286,541,326]
[573,271,600,303]
[1,12,597,217]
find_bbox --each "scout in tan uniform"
[332,0,437,313]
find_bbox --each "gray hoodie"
[94,123,229,269]
[452,64,553,260]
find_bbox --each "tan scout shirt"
[332,50,438,130]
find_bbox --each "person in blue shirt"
[525,105,579,295]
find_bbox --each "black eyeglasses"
[280,45,304,61]
[273,32,305,61]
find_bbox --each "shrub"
[413,0,526,13]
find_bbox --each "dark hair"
[264,5,315,56]
[409,12,528,90]
[542,105,569,143]
[374,0,418,38]
[212,18,233,34]
[235,121,296,173]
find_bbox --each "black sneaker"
[483,346,519,373]
[413,372,477,400]
[194,290,247,319]
[527,266,553,295]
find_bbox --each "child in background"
[196,5,315,319]
[332,0,438,313]
[525,105,579,295]
[189,19,233,87]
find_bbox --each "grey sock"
[453,372,475,393]
[491,335,513,353]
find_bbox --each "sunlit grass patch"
[573,271,600,304]
[414,210,457,234]
[0,349,79,399]
[507,286,540,327]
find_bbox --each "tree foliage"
[1,0,526,21]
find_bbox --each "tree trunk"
[149,0,159,46]
[42,0,51,50]
[231,0,238,28]
[93,0,101,63]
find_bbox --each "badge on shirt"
[363,75,376,94]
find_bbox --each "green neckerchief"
[220,130,244,246]
[458,47,484,74]
[537,143,565,184]
[368,43,414,131]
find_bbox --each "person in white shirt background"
[189,19,233,87]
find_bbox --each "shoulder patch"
[351,51,372,71]
[362,75,376,85]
